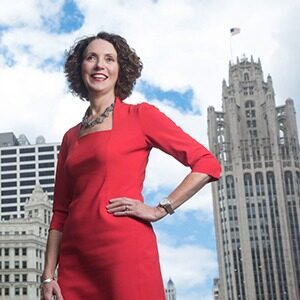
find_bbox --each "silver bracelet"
[41,277,54,285]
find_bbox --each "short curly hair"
[64,32,143,101]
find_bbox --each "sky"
[0,0,300,299]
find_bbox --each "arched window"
[244,73,250,81]
[245,100,254,108]
[226,175,235,199]
[267,172,276,195]
[244,173,253,197]
[296,171,300,195]
[284,171,294,195]
[255,172,265,196]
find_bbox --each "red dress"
[49,97,221,300]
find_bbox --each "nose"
[95,57,105,70]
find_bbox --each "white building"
[165,278,176,300]
[0,185,52,299]
[0,132,59,220]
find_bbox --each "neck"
[88,92,116,115]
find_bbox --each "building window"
[15,274,20,282]
[38,146,54,152]
[20,180,36,186]
[20,172,35,178]
[4,261,9,269]
[1,181,17,187]
[40,178,54,185]
[20,155,35,162]
[284,171,294,195]
[1,206,17,212]
[20,148,35,154]
[244,173,253,197]
[5,274,10,282]
[1,190,17,196]
[38,154,54,160]
[20,188,34,194]
[39,170,55,177]
[15,261,20,269]
[39,162,54,168]
[255,172,265,196]
[22,274,27,282]
[20,164,35,170]
[15,248,20,256]
[1,165,17,171]
[244,73,249,81]
[267,172,276,195]
[23,287,27,295]
[22,248,27,256]
[4,248,9,256]
[1,173,17,179]
[1,157,16,163]
[15,287,20,296]
[226,175,236,199]
[22,261,27,268]
[1,149,16,155]
[5,287,9,295]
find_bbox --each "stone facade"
[208,56,300,299]
[0,185,52,299]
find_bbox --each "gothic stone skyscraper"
[207,56,300,300]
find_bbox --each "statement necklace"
[81,102,115,129]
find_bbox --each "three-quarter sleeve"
[138,103,221,181]
[49,132,72,231]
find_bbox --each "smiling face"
[81,38,119,98]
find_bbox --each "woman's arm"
[41,229,64,300]
[42,229,62,279]
[107,172,211,222]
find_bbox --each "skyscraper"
[0,132,59,220]
[207,56,300,299]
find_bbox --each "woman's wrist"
[154,205,168,220]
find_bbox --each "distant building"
[0,132,59,220]
[208,56,300,299]
[213,278,220,300]
[165,278,176,300]
[0,185,52,299]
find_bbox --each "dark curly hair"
[64,32,143,101]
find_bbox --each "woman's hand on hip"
[41,279,64,300]
[107,197,167,222]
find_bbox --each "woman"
[41,32,221,300]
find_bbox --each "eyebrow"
[84,51,117,57]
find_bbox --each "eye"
[106,56,115,63]
[86,54,97,61]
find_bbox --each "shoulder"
[120,100,162,117]
[60,123,80,146]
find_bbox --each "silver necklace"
[81,102,115,129]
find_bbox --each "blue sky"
[0,1,299,299]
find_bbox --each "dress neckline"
[77,97,122,140]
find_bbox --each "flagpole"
[230,34,233,63]
[229,28,241,64]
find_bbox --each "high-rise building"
[207,56,300,299]
[165,278,176,300]
[0,185,52,299]
[0,132,59,220]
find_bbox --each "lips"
[91,73,108,80]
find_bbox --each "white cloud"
[157,230,218,299]
[0,0,64,28]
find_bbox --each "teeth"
[92,74,107,79]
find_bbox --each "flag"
[230,27,241,36]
